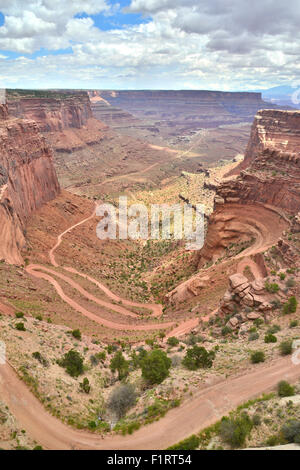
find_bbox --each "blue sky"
[0,0,299,90]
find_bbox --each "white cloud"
[0,0,299,89]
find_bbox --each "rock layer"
[7,90,108,152]
[95,90,281,129]
[0,105,60,264]
[219,110,300,213]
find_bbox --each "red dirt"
[1,356,300,449]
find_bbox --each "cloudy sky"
[0,0,299,90]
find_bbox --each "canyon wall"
[94,90,279,128]
[198,109,300,265]
[0,105,60,264]
[7,90,108,152]
[218,109,300,211]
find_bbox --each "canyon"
[0,90,299,450]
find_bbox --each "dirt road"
[26,207,178,332]
[1,357,299,449]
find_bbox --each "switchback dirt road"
[1,357,299,449]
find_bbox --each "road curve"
[1,357,299,449]
[25,205,180,332]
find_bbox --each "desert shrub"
[167,336,179,347]
[279,273,286,280]
[15,322,26,331]
[35,315,43,321]
[290,320,298,328]
[32,351,48,367]
[267,324,281,334]
[286,278,296,288]
[170,355,182,367]
[79,377,91,394]
[265,434,282,446]
[168,434,200,450]
[248,332,259,341]
[141,349,171,384]
[283,296,298,315]
[253,318,264,328]
[277,380,295,397]
[58,350,84,377]
[279,340,293,356]
[252,414,261,426]
[250,351,265,364]
[221,326,232,336]
[264,334,277,344]
[71,329,82,340]
[219,412,253,448]
[15,312,24,318]
[107,383,137,419]
[90,351,106,366]
[110,351,129,381]
[182,345,215,370]
[106,344,118,354]
[265,282,279,293]
[281,420,300,443]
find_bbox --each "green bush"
[253,318,264,328]
[219,413,253,448]
[283,296,298,315]
[264,334,277,344]
[32,351,48,367]
[221,326,232,336]
[267,324,281,334]
[290,320,298,328]
[277,380,295,397]
[141,349,171,384]
[279,340,293,356]
[168,434,200,450]
[250,351,265,364]
[281,420,300,443]
[265,282,279,293]
[15,312,24,318]
[71,329,82,340]
[110,351,129,381]
[279,273,286,281]
[58,350,84,377]
[79,377,91,394]
[167,336,179,347]
[15,322,26,331]
[252,414,261,426]
[182,345,215,370]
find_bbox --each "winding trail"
[1,356,300,449]
[25,205,179,332]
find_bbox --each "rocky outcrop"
[242,109,300,169]
[0,105,60,264]
[217,110,300,213]
[7,90,108,152]
[165,273,210,304]
[218,274,275,331]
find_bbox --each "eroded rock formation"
[7,90,108,153]
[218,110,300,213]
[0,105,60,264]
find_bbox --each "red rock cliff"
[217,109,300,213]
[0,105,60,264]
[7,90,108,152]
